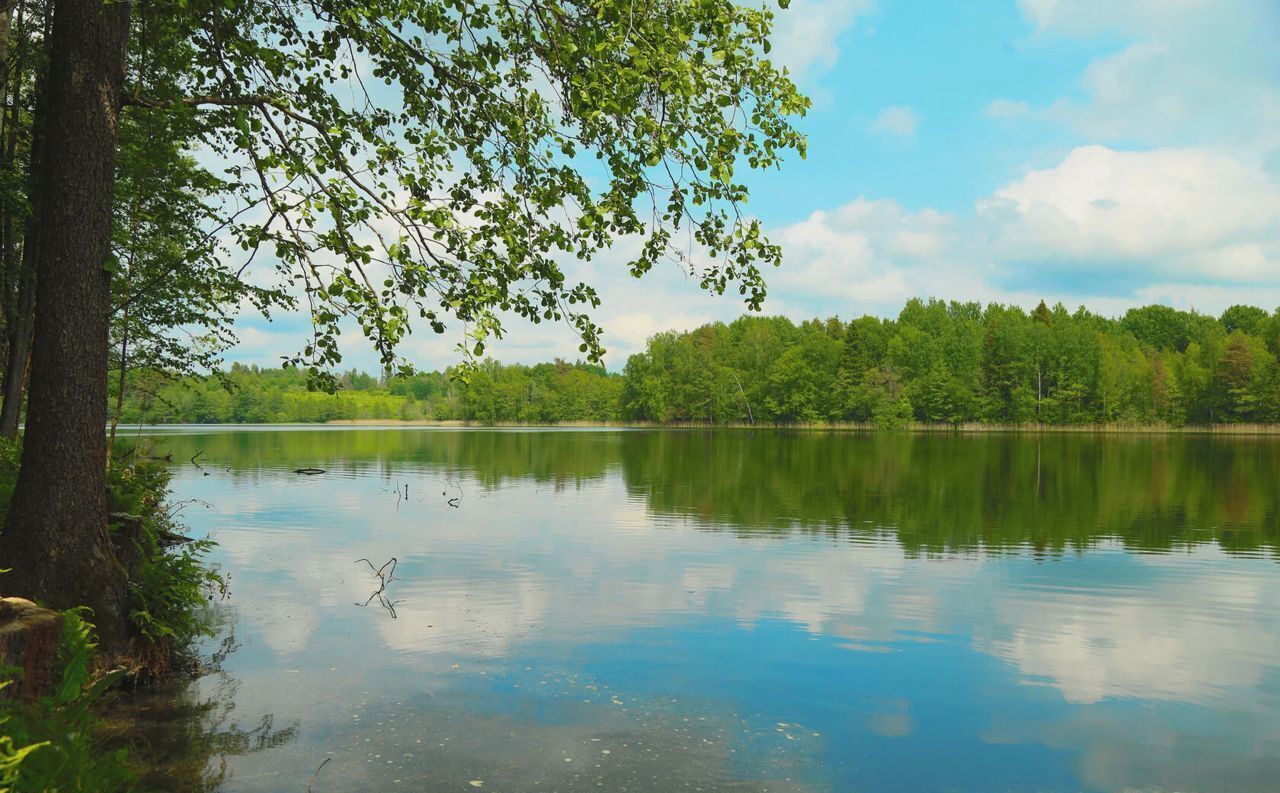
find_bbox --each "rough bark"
[0,4,13,94]
[0,597,61,700]
[0,244,36,438]
[0,0,48,440]
[0,0,132,654]
[0,0,22,370]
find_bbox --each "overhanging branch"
[122,94,277,110]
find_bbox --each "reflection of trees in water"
[152,429,1280,554]
[618,432,1280,555]
[153,429,619,488]
[98,624,300,792]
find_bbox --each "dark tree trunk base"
[0,596,62,700]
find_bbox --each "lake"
[118,428,1280,792]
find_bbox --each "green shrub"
[102,453,223,672]
[0,612,133,793]
[126,533,220,650]
[0,700,47,793]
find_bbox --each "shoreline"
[312,419,1280,434]
[112,420,1280,435]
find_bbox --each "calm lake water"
[118,428,1280,792]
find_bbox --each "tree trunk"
[0,1,49,440]
[0,249,36,439]
[106,278,130,464]
[0,0,23,371]
[0,4,13,99]
[0,0,132,654]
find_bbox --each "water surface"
[127,428,1280,792]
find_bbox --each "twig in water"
[163,497,213,520]
[443,479,464,508]
[355,557,397,581]
[306,757,331,793]
[358,591,404,618]
[354,557,401,617]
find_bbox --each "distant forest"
[117,299,1280,427]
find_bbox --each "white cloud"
[769,0,875,81]
[1134,281,1280,315]
[867,105,921,141]
[1015,0,1280,162]
[769,198,954,316]
[756,142,1280,318]
[978,145,1280,280]
[227,229,750,373]
[390,248,740,370]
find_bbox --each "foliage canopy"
[125,0,807,380]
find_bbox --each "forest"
[621,299,1280,426]
[120,299,1280,428]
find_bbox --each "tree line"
[623,300,1280,426]
[117,359,623,424]
[120,299,1280,428]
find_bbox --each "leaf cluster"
[123,0,807,380]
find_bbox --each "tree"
[116,0,807,376]
[1,0,808,643]
[979,306,1034,422]
[0,0,50,440]
[764,329,839,423]
[1216,332,1272,422]
[835,316,888,420]
[1,0,133,650]
[1220,304,1269,336]
[106,107,288,456]
[1121,304,1195,352]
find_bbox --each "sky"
[227,0,1280,373]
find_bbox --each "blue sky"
[229,0,1280,372]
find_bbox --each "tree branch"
[122,93,277,110]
